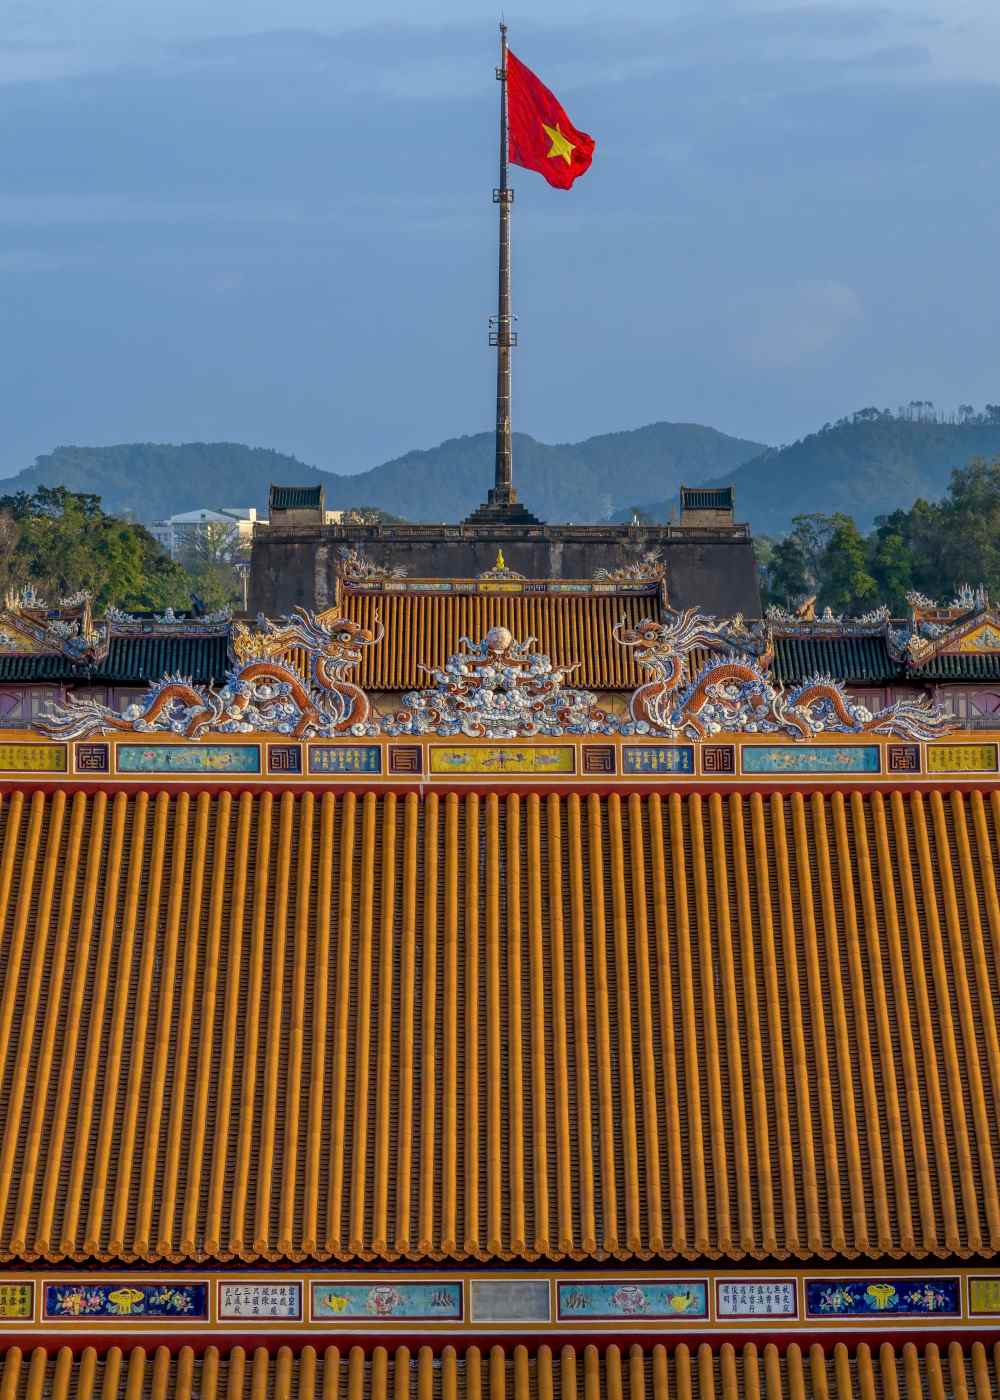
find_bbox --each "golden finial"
[496,548,506,570]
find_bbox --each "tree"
[817,513,877,613]
[174,522,249,612]
[786,514,835,585]
[761,512,840,609]
[936,457,1000,598]
[0,486,189,610]
[869,517,914,611]
[0,511,25,597]
[176,521,244,568]
[767,533,812,608]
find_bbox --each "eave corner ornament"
[382,625,616,738]
[615,608,958,742]
[36,608,381,740]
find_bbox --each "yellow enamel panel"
[969,1276,1000,1315]
[0,743,66,772]
[0,1282,32,1318]
[928,743,998,772]
[430,745,575,775]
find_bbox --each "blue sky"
[2,1,999,475]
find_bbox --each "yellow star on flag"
[541,120,575,165]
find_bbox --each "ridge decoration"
[594,548,666,583]
[615,609,958,742]
[37,608,381,741]
[337,546,407,581]
[382,625,616,738]
[478,549,526,581]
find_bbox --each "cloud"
[733,280,864,368]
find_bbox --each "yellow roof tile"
[0,1341,996,1400]
[334,589,657,690]
[0,787,999,1264]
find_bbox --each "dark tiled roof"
[775,632,1000,685]
[681,486,734,511]
[95,634,230,684]
[0,635,229,686]
[0,655,75,682]
[914,651,1000,681]
[270,483,324,510]
[773,634,901,685]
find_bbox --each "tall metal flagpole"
[491,21,516,508]
[469,21,535,524]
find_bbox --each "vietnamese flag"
[507,50,595,189]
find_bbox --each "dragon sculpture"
[615,609,958,742]
[382,625,617,739]
[37,608,381,741]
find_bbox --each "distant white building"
[149,507,263,559]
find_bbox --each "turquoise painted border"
[742,744,880,775]
[116,744,261,775]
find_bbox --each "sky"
[2,1,1000,476]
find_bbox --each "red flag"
[507,50,595,189]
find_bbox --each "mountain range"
[0,425,764,528]
[4,412,999,536]
[623,413,1000,535]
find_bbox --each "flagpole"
[491,21,515,508]
[468,22,537,524]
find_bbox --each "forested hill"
[621,410,1000,535]
[2,423,765,525]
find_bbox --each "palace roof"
[3,579,1000,703]
[337,580,661,692]
[0,591,231,686]
[1,785,998,1268]
[769,594,1000,686]
[0,1340,993,1400]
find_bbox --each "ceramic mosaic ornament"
[556,1281,708,1321]
[312,1282,462,1321]
[805,1279,960,1317]
[45,1283,208,1320]
[614,608,958,742]
[382,626,618,738]
[36,608,381,741]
